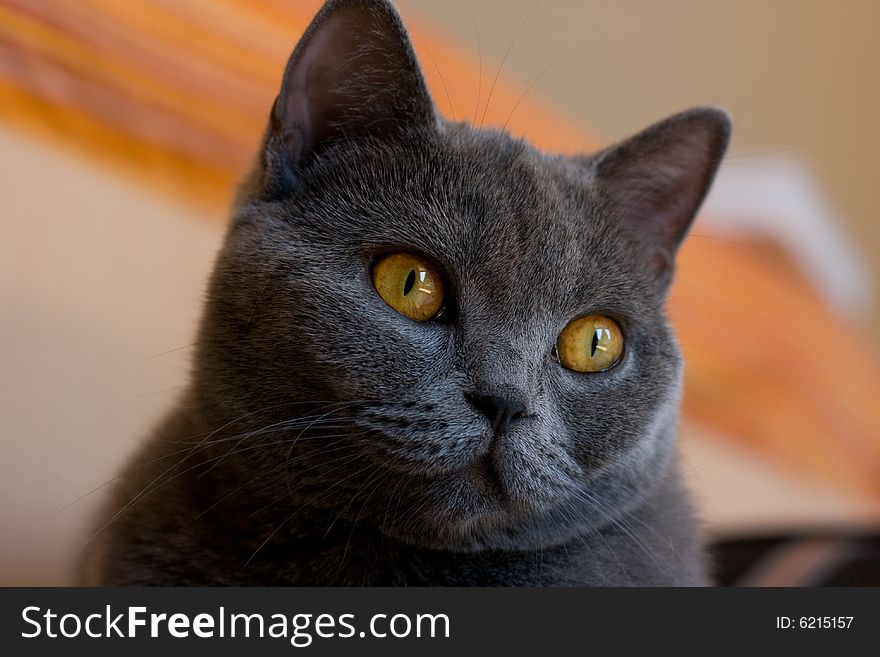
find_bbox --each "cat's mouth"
[346,419,585,546]
[468,454,507,505]
[376,454,584,552]
[432,438,581,529]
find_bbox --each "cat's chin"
[371,464,590,553]
[377,500,584,554]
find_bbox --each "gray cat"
[86,0,730,586]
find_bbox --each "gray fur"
[87,0,730,586]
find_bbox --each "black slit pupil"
[403,269,417,296]
[590,331,599,357]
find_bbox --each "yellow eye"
[372,252,445,321]
[556,315,624,372]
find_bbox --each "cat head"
[196,0,730,550]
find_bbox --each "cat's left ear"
[261,0,437,195]
[589,107,731,280]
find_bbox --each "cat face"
[195,0,730,551]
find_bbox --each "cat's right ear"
[259,0,437,196]
[586,107,731,284]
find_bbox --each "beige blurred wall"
[399,0,880,336]
[0,126,222,584]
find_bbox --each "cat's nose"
[466,394,528,436]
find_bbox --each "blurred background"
[2,0,879,585]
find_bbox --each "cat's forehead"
[355,130,635,301]
[332,128,612,263]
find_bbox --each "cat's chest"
[239,532,642,586]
